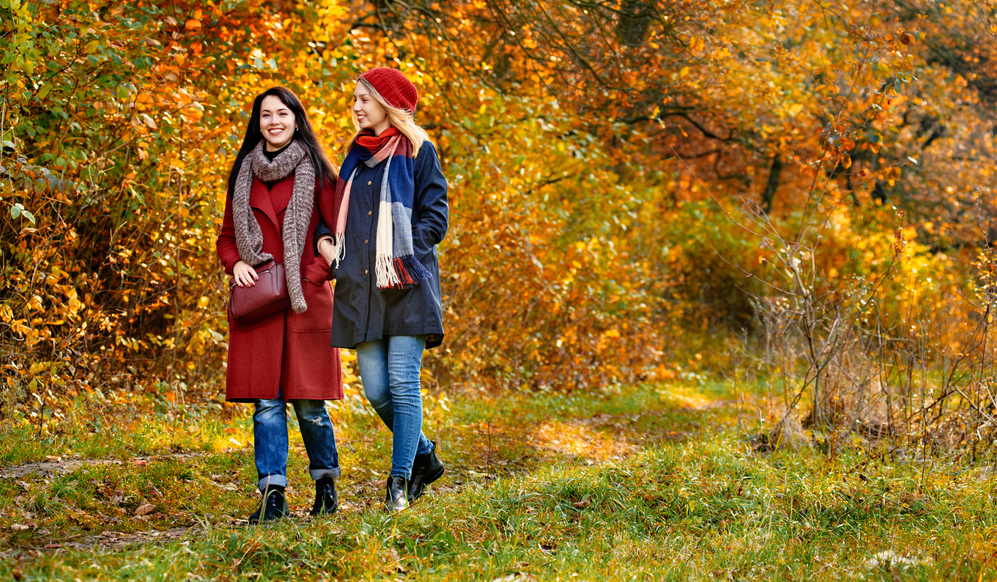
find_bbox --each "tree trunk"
[761,155,783,214]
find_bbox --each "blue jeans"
[356,335,434,480]
[253,398,341,492]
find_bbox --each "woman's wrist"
[316,237,335,266]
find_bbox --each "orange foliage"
[1,0,996,421]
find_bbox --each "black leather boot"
[408,442,445,502]
[248,485,289,524]
[384,476,409,512]
[310,476,338,516]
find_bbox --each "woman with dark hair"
[316,68,448,512]
[217,87,344,523]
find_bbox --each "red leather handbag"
[228,260,291,325]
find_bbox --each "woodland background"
[3,0,997,448]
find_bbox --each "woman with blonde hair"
[316,68,448,511]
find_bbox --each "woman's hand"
[233,260,259,287]
[316,236,336,268]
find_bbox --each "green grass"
[1,380,996,580]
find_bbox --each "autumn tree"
[2,0,997,436]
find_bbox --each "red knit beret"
[359,67,419,112]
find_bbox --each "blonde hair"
[346,78,429,157]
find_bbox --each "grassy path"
[1,381,995,580]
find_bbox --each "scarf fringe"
[376,253,431,289]
[375,252,397,289]
[398,254,432,284]
[328,233,347,270]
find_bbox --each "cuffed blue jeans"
[253,397,341,492]
[356,335,434,480]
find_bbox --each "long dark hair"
[226,87,336,197]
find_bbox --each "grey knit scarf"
[231,140,316,313]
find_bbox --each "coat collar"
[249,177,287,229]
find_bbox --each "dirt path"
[0,526,201,558]
[0,471,473,558]
[0,452,212,479]
[0,395,739,559]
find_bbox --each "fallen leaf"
[572,496,591,509]
[389,547,407,573]
[11,524,30,531]
[864,550,926,569]
[242,538,262,556]
[135,503,156,516]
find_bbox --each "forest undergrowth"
[1,377,996,581]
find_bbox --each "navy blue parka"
[318,141,448,349]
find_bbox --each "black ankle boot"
[248,485,289,524]
[384,476,409,512]
[310,476,338,516]
[408,442,445,502]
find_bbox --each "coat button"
[364,239,368,244]
[365,269,369,275]
[368,210,372,216]
[368,181,372,186]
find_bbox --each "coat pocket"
[290,278,334,332]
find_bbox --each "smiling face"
[353,82,391,136]
[259,95,296,151]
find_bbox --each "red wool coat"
[216,175,343,402]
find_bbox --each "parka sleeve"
[411,142,449,259]
[313,181,338,282]
[314,173,337,256]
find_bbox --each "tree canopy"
[2,0,996,420]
